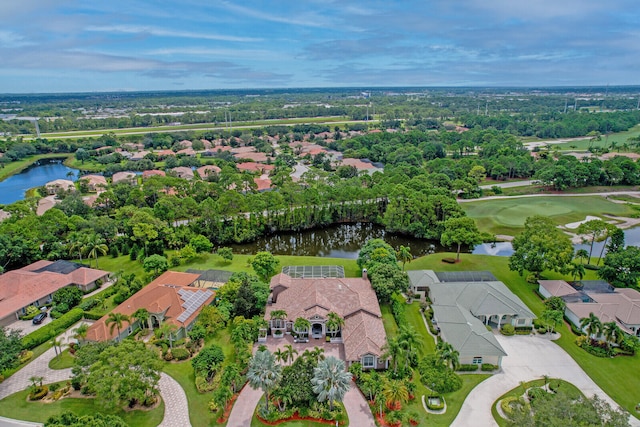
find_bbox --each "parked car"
[32,312,47,325]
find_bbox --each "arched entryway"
[311,322,323,339]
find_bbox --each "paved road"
[227,384,263,427]
[158,373,192,427]
[451,334,640,427]
[480,180,535,189]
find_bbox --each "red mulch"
[375,413,401,427]
[216,393,239,424]
[256,411,344,426]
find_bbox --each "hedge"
[82,311,103,321]
[481,363,498,371]
[21,308,84,350]
[456,364,479,372]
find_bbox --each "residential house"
[111,171,138,185]
[45,179,76,195]
[196,165,221,179]
[85,271,214,342]
[171,167,194,180]
[79,174,107,192]
[265,271,387,369]
[0,260,111,327]
[142,170,166,179]
[409,270,536,367]
[237,162,275,174]
[539,279,640,337]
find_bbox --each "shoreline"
[0,153,72,183]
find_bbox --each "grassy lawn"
[491,379,582,427]
[1,341,52,380]
[162,327,236,427]
[553,125,640,151]
[0,383,164,427]
[461,195,638,236]
[0,153,70,182]
[408,253,640,417]
[380,304,399,340]
[48,349,75,370]
[405,303,436,356]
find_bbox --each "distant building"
[79,174,107,192]
[111,171,138,185]
[171,167,194,180]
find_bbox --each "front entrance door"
[311,323,323,339]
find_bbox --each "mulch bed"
[256,411,344,426]
[217,393,239,424]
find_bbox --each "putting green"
[462,195,638,235]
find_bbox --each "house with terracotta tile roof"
[112,171,138,185]
[78,174,107,192]
[237,162,275,174]
[0,260,111,327]
[196,165,221,179]
[234,151,268,163]
[155,149,176,158]
[45,179,76,195]
[142,169,166,179]
[85,271,214,342]
[539,279,640,337]
[171,166,194,180]
[265,272,387,369]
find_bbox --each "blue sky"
[0,0,638,93]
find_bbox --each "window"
[472,357,483,365]
[517,318,526,326]
[362,355,375,368]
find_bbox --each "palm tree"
[311,356,352,411]
[580,313,603,339]
[326,311,344,339]
[307,346,325,363]
[28,376,44,391]
[293,317,310,340]
[83,233,108,268]
[105,312,130,342]
[273,348,285,365]
[381,336,403,374]
[603,321,623,345]
[133,308,151,330]
[542,309,563,334]
[382,378,409,410]
[283,344,298,366]
[221,363,243,393]
[67,231,87,264]
[270,310,287,332]
[396,245,412,271]
[570,263,586,282]
[436,341,459,370]
[50,337,65,359]
[575,249,589,265]
[156,322,178,348]
[398,325,420,369]
[272,385,295,412]
[247,350,282,414]
[73,323,89,346]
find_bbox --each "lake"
[0,159,79,205]
[229,222,640,259]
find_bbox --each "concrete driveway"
[6,313,53,336]
[451,334,640,427]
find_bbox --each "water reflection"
[229,223,445,259]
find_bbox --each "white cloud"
[0,30,34,47]
[86,25,262,43]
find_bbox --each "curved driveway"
[451,334,640,427]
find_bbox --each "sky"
[0,0,638,93]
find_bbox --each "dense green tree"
[216,247,234,263]
[251,251,279,282]
[598,246,640,288]
[52,286,83,310]
[357,239,397,271]
[143,254,168,277]
[440,216,484,261]
[192,345,225,380]
[509,216,573,279]
[0,327,22,373]
[189,234,213,253]
[86,340,162,410]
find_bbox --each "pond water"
[0,159,78,205]
[230,222,640,259]
[229,223,446,259]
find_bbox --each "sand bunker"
[564,215,601,230]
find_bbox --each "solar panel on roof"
[177,289,214,323]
